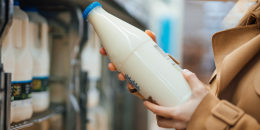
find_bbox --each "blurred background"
[0,0,253,130]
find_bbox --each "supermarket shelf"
[10,104,64,130]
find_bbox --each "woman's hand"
[144,69,208,130]
[99,30,156,100]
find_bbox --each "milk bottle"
[81,25,104,130]
[83,2,191,107]
[81,25,101,108]
[23,7,50,113]
[11,0,33,122]
[1,24,15,123]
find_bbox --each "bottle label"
[11,80,32,101]
[153,44,169,58]
[32,77,49,92]
[153,44,182,71]
[125,74,140,91]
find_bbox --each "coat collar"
[212,25,260,93]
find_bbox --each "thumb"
[182,69,201,91]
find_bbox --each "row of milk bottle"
[1,0,50,123]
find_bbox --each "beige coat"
[187,3,260,130]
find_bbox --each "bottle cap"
[14,0,19,6]
[22,7,38,12]
[83,1,102,20]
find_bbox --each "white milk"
[83,2,191,107]
[11,2,33,123]
[81,25,101,108]
[81,25,103,130]
[1,22,15,123]
[24,8,50,113]
[81,25,101,80]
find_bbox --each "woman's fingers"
[145,30,157,43]
[156,116,186,129]
[182,69,201,91]
[156,116,175,128]
[182,69,208,97]
[108,63,116,71]
[127,82,135,89]
[144,101,173,118]
[117,73,125,81]
[99,47,107,56]
[126,83,145,100]
[107,63,126,81]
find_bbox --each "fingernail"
[183,69,192,74]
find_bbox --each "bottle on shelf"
[83,2,191,107]
[81,24,108,130]
[1,16,16,124]
[81,25,101,108]
[11,0,34,123]
[23,7,50,113]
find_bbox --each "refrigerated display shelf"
[10,104,64,130]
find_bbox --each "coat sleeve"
[187,93,260,130]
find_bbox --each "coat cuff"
[187,93,245,130]
[187,93,219,130]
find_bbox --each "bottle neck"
[87,7,104,24]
